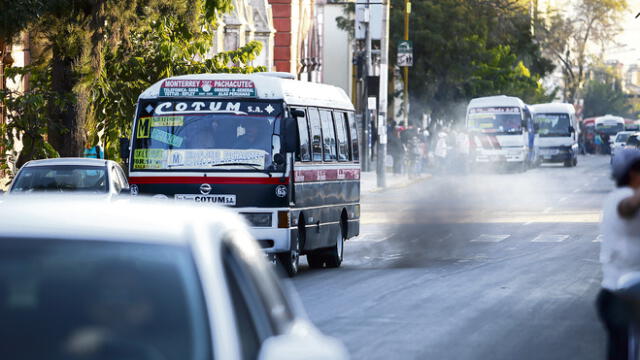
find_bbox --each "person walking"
[596,133,604,155]
[597,148,640,360]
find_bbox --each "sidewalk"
[360,170,431,193]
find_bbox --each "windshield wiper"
[209,162,273,177]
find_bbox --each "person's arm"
[618,191,640,218]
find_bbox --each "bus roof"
[595,114,625,124]
[467,95,525,109]
[139,73,355,111]
[531,103,575,114]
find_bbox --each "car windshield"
[534,113,571,137]
[616,133,632,143]
[132,100,283,171]
[0,239,211,360]
[11,165,108,193]
[467,107,522,135]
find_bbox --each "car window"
[115,166,129,188]
[223,244,274,360]
[308,108,323,162]
[320,110,337,161]
[110,167,122,193]
[294,108,311,162]
[0,239,212,360]
[11,165,108,193]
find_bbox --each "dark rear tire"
[325,223,346,268]
[307,252,325,269]
[277,233,300,277]
[564,159,572,167]
[572,157,578,167]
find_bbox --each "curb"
[366,174,432,193]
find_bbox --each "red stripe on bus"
[129,176,289,185]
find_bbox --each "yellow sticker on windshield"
[151,116,184,127]
[133,149,167,169]
[137,117,151,138]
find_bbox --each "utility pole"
[376,0,389,188]
[403,0,410,127]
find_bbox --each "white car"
[611,131,637,152]
[8,158,130,197]
[0,197,348,360]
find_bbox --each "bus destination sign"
[160,79,257,98]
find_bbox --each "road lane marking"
[523,221,533,226]
[531,234,569,243]
[593,234,603,243]
[543,207,553,213]
[471,234,511,243]
[351,233,393,243]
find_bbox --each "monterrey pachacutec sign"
[159,79,257,97]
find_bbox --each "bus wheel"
[278,232,300,277]
[325,225,345,268]
[307,252,325,269]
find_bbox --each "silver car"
[0,197,347,360]
[8,158,130,196]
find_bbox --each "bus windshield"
[132,100,283,171]
[467,107,522,135]
[534,113,571,137]
[596,121,624,136]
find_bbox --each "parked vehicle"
[123,73,360,276]
[8,158,130,196]
[0,197,349,360]
[532,103,579,167]
[465,95,535,171]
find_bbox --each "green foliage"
[92,16,265,160]
[0,64,64,173]
[2,0,265,163]
[387,0,554,123]
[583,80,632,119]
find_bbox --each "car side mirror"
[119,137,130,161]
[283,117,299,153]
[258,334,349,360]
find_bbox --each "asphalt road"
[293,155,612,360]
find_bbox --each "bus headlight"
[241,213,273,227]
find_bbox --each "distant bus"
[595,115,625,136]
[465,95,535,171]
[124,73,360,276]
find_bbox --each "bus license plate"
[175,194,236,205]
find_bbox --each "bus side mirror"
[119,138,130,161]
[569,126,575,133]
[283,118,298,153]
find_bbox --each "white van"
[465,95,534,171]
[531,103,578,167]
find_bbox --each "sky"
[608,8,640,65]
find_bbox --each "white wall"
[321,4,352,96]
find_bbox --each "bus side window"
[346,112,359,161]
[320,110,337,161]
[334,111,349,161]
[308,108,323,162]
[294,108,311,162]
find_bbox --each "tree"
[0,0,264,166]
[536,0,628,103]
[582,64,633,118]
[387,0,554,124]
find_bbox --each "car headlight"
[241,212,273,227]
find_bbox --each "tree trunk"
[48,47,86,157]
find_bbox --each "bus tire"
[307,252,325,269]
[325,220,346,268]
[278,231,300,277]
